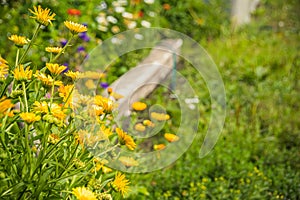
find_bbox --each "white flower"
[141,20,151,28]
[98,25,108,32]
[127,21,137,29]
[134,34,144,40]
[107,16,118,24]
[144,0,155,4]
[122,12,133,19]
[148,11,156,17]
[115,6,125,13]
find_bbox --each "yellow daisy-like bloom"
[116,127,136,150]
[34,72,63,86]
[119,156,139,167]
[72,187,97,200]
[80,71,105,79]
[111,172,130,197]
[64,21,87,34]
[100,125,113,137]
[0,97,14,117]
[164,133,179,142]
[49,103,66,121]
[153,144,166,150]
[65,70,81,81]
[0,63,9,80]
[29,5,56,26]
[94,95,114,114]
[132,101,147,111]
[151,112,170,121]
[45,47,62,54]
[85,79,96,89]
[143,119,155,127]
[8,35,29,47]
[134,123,146,132]
[58,84,74,107]
[46,63,67,75]
[20,112,41,123]
[0,55,8,64]
[32,101,48,114]
[13,65,32,81]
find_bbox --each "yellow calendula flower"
[32,101,48,114]
[29,5,56,26]
[46,63,67,75]
[151,112,170,121]
[94,95,114,114]
[0,63,9,80]
[80,71,105,79]
[111,172,130,197]
[164,133,179,142]
[49,103,66,121]
[100,125,113,137]
[0,97,14,117]
[8,35,29,47]
[153,143,166,150]
[116,127,136,150]
[0,55,8,64]
[65,70,81,81]
[34,72,62,86]
[45,47,62,54]
[72,187,97,200]
[134,123,146,132]
[143,119,155,127]
[64,21,87,34]
[132,101,147,111]
[13,65,32,81]
[119,156,139,167]
[20,112,41,123]
[58,84,74,107]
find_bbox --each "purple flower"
[60,39,68,47]
[77,46,85,52]
[62,63,69,73]
[100,82,109,89]
[79,32,90,42]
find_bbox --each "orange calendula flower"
[45,47,62,54]
[116,127,136,150]
[72,187,97,200]
[8,35,29,47]
[13,65,32,81]
[151,112,170,121]
[119,156,139,167]
[134,123,146,132]
[46,63,67,75]
[0,97,14,117]
[132,101,147,111]
[64,21,87,34]
[65,70,81,81]
[29,5,56,26]
[164,133,179,142]
[111,172,130,197]
[154,143,166,150]
[94,95,114,113]
[67,8,81,16]
[20,112,41,123]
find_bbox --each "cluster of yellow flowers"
[0,5,135,199]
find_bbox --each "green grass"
[126,12,300,200]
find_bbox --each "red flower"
[138,11,144,18]
[67,8,81,16]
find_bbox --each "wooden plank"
[105,39,182,118]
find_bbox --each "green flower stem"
[51,35,74,63]
[15,49,19,68]
[19,24,42,65]
[24,124,32,176]
[22,81,29,112]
